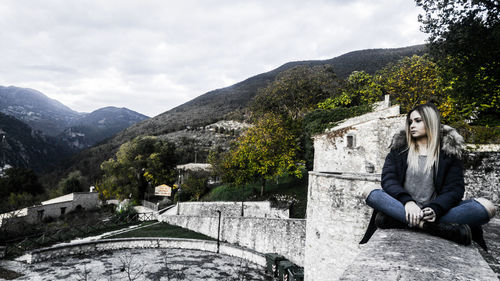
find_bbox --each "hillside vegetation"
[47,45,426,188]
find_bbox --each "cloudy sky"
[0,0,427,117]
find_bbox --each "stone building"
[0,192,99,230]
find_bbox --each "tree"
[180,170,210,201]
[318,71,383,109]
[250,65,342,121]
[97,136,177,200]
[416,0,500,123]
[220,114,303,195]
[0,167,44,198]
[57,170,86,194]
[377,55,451,116]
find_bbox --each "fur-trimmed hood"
[390,125,465,158]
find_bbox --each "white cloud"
[0,0,427,117]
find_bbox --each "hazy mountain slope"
[0,86,82,136]
[0,112,72,172]
[59,107,149,150]
[0,86,150,151]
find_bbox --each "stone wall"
[464,150,500,207]
[23,238,266,267]
[160,215,306,266]
[304,172,378,281]
[175,201,289,218]
[340,229,498,280]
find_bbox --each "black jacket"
[360,125,465,244]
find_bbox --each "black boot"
[470,225,488,252]
[375,212,407,229]
[422,222,472,245]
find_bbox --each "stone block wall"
[304,172,378,281]
[222,217,306,266]
[464,150,500,207]
[160,215,306,266]
[176,201,289,218]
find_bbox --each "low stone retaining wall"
[160,215,306,266]
[22,238,266,267]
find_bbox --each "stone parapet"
[340,229,498,280]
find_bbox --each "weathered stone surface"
[176,201,289,218]
[464,151,500,207]
[340,229,498,281]
[160,215,306,266]
[304,172,377,281]
[480,218,500,279]
[313,105,404,174]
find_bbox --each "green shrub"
[450,121,500,144]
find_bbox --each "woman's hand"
[404,201,423,227]
[422,207,436,222]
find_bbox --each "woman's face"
[409,110,426,139]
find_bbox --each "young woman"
[360,103,496,250]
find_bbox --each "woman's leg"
[365,189,407,224]
[438,198,496,227]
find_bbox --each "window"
[60,207,67,215]
[37,210,44,221]
[346,135,355,148]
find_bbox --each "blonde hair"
[405,103,441,173]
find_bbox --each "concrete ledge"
[21,238,266,267]
[339,229,497,281]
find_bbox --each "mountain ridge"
[0,86,149,150]
[47,44,427,187]
[110,44,427,145]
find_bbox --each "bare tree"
[119,254,145,281]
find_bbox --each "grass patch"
[107,222,215,240]
[202,175,308,218]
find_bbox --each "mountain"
[51,44,427,186]
[0,86,82,136]
[107,44,427,145]
[0,112,72,172]
[0,86,150,150]
[58,107,149,150]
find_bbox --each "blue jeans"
[366,189,491,227]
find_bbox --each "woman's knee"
[474,198,497,219]
[362,186,381,200]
